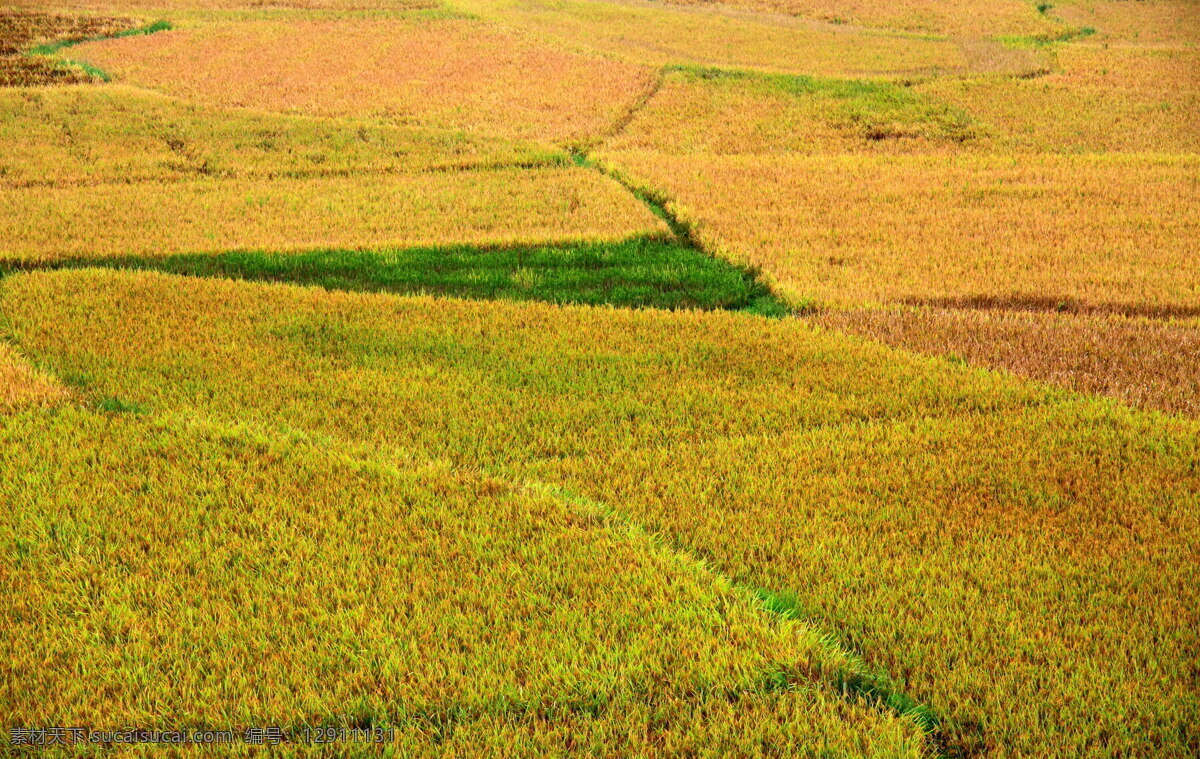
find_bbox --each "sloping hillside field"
[1,0,1197,757]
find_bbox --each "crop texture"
[5,269,1198,755]
[0,167,666,264]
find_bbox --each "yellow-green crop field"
[1,0,1197,757]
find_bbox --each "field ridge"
[529,483,951,747]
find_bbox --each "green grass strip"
[27,19,172,56]
[34,238,790,316]
[754,589,942,735]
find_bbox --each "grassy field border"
[24,19,172,82]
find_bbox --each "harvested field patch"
[4,269,1198,756]
[596,151,1200,312]
[0,10,133,55]
[0,86,565,188]
[0,55,95,87]
[67,17,657,143]
[0,9,136,86]
[68,238,785,313]
[0,167,666,264]
[808,307,1200,418]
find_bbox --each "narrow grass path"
[6,20,1167,755]
[531,483,951,755]
[567,146,789,317]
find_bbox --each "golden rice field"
[598,151,1200,314]
[3,269,1198,758]
[604,66,981,155]
[916,45,1200,152]
[66,17,656,143]
[0,10,133,85]
[1056,0,1200,46]
[6,0,439,14]
[2,0,1198,756]
[658,0,1061,37]
[0,167,664,263]
[439,0,970,77]
[4,404,932,753]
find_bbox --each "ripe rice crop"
[0,10,134,86]
[0,342,69,410]
[448,0,965,78]
[1,270,1048,459]
[0,404,927,755]
[916,45,1200,153]
[6,0,437,12]
[595,151,1200,312]
[657,0,1060,36]
[0,167,666,264]
[4,0,1197,753]
[395,689,927,758]
[1055,0,1200,46]
[545,403,1200,758]
[4,269,1197,756]
[0,86,565,188]
[808,307,1200,418]
[67,17,657,144]
[605,65,977,156]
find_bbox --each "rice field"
[0,341,69,410]
[915,45,1200,153]
[3,269,1198,757]
[0,10,134,85]
[597,152,1200,314]
[0,86,565,187]
[0,167,665,263]
[657,0,1062,37]
[64,17,657,143]
[604,65,980,155]
[2,0,1198,756]
[3,403,930,748]
[67,238,786,313]
[430,0,969,77]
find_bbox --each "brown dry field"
[808,308,1200,418]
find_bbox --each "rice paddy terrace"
[1,0,1198,756]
